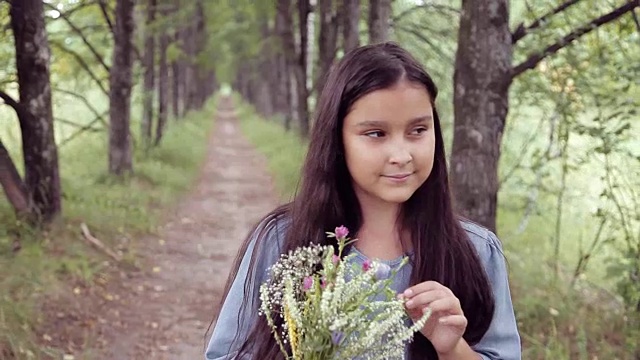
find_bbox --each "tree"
[109,0,136,176]
[342,0,360,52]
[155,5,170,146]
[450,0,639,232]
[297,0,311,136]
[0,0,61,223]
[315,0,339,98]
[368,0,391,44]
[142,0,156,146]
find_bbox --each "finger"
[427,297,462,315]
[404,289,449,310]
[438,315,468,328]
[403,281,449,297]
[407,306,433,321]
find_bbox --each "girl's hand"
[400,281,467,356]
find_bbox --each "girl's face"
[342,79,435,207]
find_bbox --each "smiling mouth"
[382,173,414,180]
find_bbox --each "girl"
[205,42,521,360]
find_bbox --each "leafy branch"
[512,1,640,78]
[49,40,109,96]
[512,0,582,44]
[44,2,110,73]
[392,3,459,24]
[0,90,22,116]
[53,87,108,126]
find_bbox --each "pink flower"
[303,276,314,291]
[335,226,349,239]
[332,254,340,264]
[363,259,372,272]
[321,278,327,289]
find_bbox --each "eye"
[364,130,385,138]
[410,127,428,135]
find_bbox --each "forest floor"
[39,97,278,360]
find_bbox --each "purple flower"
[362,259,372,272]
[303,276,314,291]
[321,278,327,289]
[331,331,345,346]
[332,254,340,264]
[335,226,349,239]
[374,263,391,280]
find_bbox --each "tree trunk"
[316,0,339,99]
[194,1,207,109]
[297,0,311,136]
[183,22,196,113]
[450,0,512,232]
[342,0,360,52]
[0,139,31,218]
[109,0,136,176]
[274,4,291,123]
[10,0,61,222]
[277,0,300,131]
[155,25,169,146]
[141,0,155,145]
[368,0,391,44]
[171,55,180,119]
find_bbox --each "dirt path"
[94,99,277,359]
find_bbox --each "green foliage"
[236,99,307,202]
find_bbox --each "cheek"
[343,138,379,177]
[415,135,436,168]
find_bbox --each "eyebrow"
[355,115,433,128]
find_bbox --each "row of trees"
[0,0,217,224]
[231,0,639,232]
[0,0,638,233]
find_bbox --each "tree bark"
[274,3,292,123]
[450,0,638,232]
[142,0,156,145]
[0,138,31,218]
[316,0,339,98]
[195,1,208,109]
[342,0,360,52]
[171,53,181,118]
[10,0,61,222]
[109,0,136,176]
[182,22,196,112]
[450,0,512,232]
[368,0,391,44]
[297,0,311,136]
[155,23,169,146]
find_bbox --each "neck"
[354,192,409,259]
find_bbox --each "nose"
[388,143,412,166]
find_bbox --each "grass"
[235,97,638,359]
[0,92,219,359]
[235,100,307,202]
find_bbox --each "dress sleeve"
[471,232,522,360]
[205,219,284,360]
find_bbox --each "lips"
[382,173,413,179]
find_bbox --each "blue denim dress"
[205,219,521,360]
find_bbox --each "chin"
[379,192,415,204]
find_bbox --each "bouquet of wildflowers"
[258,226,431,360]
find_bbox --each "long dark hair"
[210,42,495,359]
